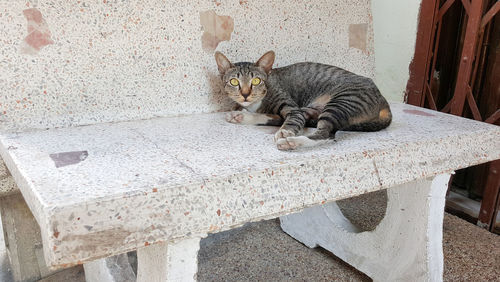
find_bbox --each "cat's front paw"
[276,138,299,150]
[274,129,296,150]
[225,111,245,124]
[274,129,295,142]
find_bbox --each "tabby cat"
[215,51,392,150]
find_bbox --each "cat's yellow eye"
[251,77,261,86]
[230,78,239,86]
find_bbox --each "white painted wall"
[372,0,422,102]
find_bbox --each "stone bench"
[0,102,498,281]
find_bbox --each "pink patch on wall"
[403,109,435,117]
[21,8,54,54]
[349,24,368,53]
[200,10,234,51]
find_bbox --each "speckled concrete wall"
[0,0,375,132]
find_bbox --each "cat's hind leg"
[226,111,283,126]
[278,118,333,149]
[286,96,391,149]
[307,91,388,140]
[278,97,365,149]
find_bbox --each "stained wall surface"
[1,0,375,132]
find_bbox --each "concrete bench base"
[281,174,450,282]
[83,174,449,282]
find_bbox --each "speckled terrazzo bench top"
[0,102,498,268]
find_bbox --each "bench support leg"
[83,238,201,282]
[136,237,201,282]
[0,192,59,281]
[280,174,450,282]
[83,253,136,282]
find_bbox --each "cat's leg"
[285,96,391,149]
[283,97,363,149]
[226,110,283,126]
[282,118,333,149]
[274,109,308,150]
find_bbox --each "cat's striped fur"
[215,51,392,150]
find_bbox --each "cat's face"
[215,51,275,107]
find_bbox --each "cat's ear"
[256,51,275,74]
[214,52,233,74]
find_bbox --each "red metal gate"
[406,0,500,232]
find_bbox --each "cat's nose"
[241,87,250,100]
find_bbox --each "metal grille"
[406,0,500,232]
[407,0,499,123]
